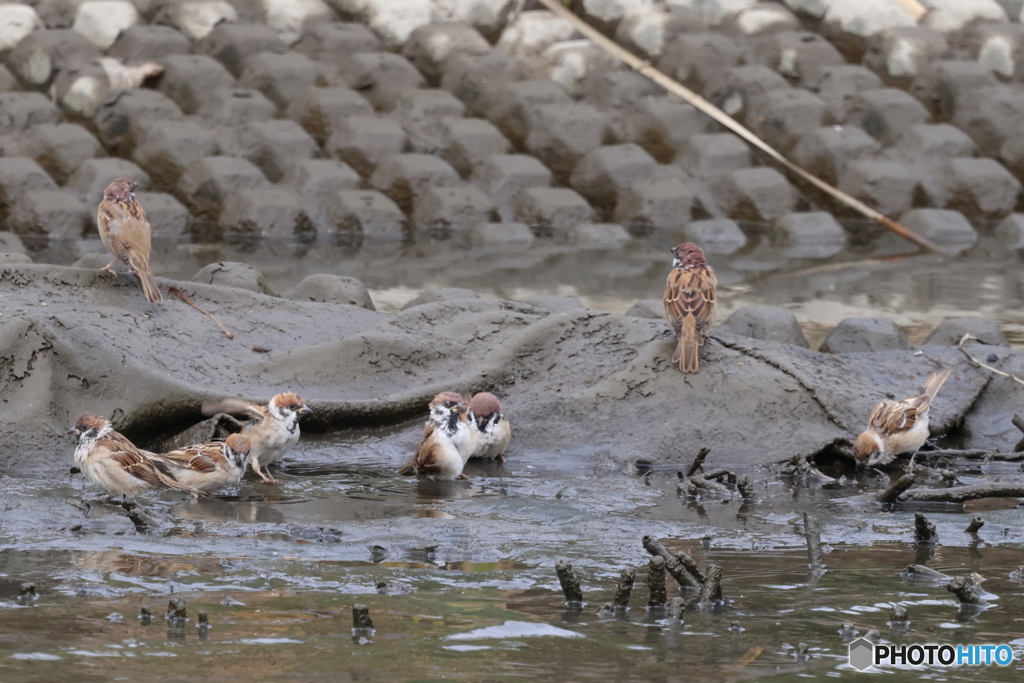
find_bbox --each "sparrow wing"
[103,437,175,489]
[663,267,717,339]
[202,399,267,422]
[399,423,441,476]
[152,444,221,473]
[868,399,918,436]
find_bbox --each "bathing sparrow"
[469,392,511,463]
[399,392,479,480]
[663,242,717,373]
[151,433,252,494]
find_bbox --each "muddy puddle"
[3,435,1024,681]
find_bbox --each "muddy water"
[3,435,1024,681]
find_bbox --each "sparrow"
[150,433,252,495]
[69,414,203,500]
[853,370,952,469]
[399,392,479,480]
[201,392,312,484]
[96,177,162,303]
[469,392,511,463]
[663,242,717,373]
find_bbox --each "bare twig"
[352,604,374,630]
[698,564,723,605]
[167,285,234,339]
[684,447,711,478]
[803,512,823,568]
[914,512,938,545]
[642,535,702,589]
[947,576,982,605]
[903,483,1024,502]
[892,0,927,20]
[613,568,635,608]
[957,334,1024,385]
[877,474,916,503]
[965,515,984,534]
[533,0,947,254]
[555,559,584,604]
[647,556,667,608]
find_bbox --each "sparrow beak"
[67,427,80,437]
[298,406,312,416]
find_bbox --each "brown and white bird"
[663,242,717,374]
[96,177,162,303]
[150,433,252,495]
[853,370,952,469]
[399,392,479,480]
[469,392,511,463]
[201,393,311,484]
[69,414,203,499]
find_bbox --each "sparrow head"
[852,430,881,470]
[224,433,252,466]
[469,392,502,430]
[429,392,469,426]
[68,413,112,441]
[268,392,312,420]
[104,177,138,203]
[670,242,707,270]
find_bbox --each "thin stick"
[167,285,234,339]
[698,564,723,605]
[904,483,1024,503]
[642,536,703,588]
[892,0,927,21]
[914,512,938,545]
[613,567,635,608]
[533,0,947,254]
[877,474,916,503]
[684,447,711,477]
[647,556,667,608]
[555,559,584,604]
[965,515,984,534]
[803,512,823,568]
[946,576,982,605]
[958,334,1024,385]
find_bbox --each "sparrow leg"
[102,260,119,277]
[457,474,470,480]
[495,453,506,464]
[905,450,919,475]
[250,459,278,484]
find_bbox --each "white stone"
[61,73,107,118]
[496,10,577,61]
[362,0,438,49]
[779,0,835,18]
[262,0,333,46]
[616,5,676,59]
[0,3,42,52]
[921,0,1007,33]
[734,3,798,35]
[887,35,927,79]
[540,40,613,95]
[978,34,1015,78]
[171,0,239,41]
[823,0,915,39]
[73,1,139,50]
[666,0,757,25]
[434,0,517,36]
[581,0,652,24]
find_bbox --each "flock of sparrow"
[66,178,952,502]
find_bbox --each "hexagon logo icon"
[849,637,874,671]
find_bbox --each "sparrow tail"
[156,469,207,497]
[134,262,163,303]
[202,398,260,419]
[919,369,952,406]
[673,321,700,373]
[397,460,416,476]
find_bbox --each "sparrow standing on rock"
[399,392,479,480]
[96,177,162,303]
[151,433,252,495]
[469,392,511,463]
[69,414,203,500]
[663,242,717,373]
[202,393,312,484]
[853,370,952,469]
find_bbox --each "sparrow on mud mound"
[201,393,312,484]
[69,414,204,500]
[469,392,511,463]
[150,433,252,495]
[399,392,480,480]
[663,242,717,374]
[852,370,952,469]
[96,177,163,303]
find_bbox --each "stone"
[995,213,1024,248]
[0,65,15,92]
[402,286,480,310]
[725,2,801,37]
[495,9,578,63]
[284,274,375,310]
[72,0,138,50]
[135,191,189,240]
[93,89,183,157]
[791,125,878,185]
[656,32,745,92]
[0,252,31,264]
[514,187,595,233]
[0,3,42,52]
[220,187,313,241]
[152,0,240,41]
[412,185,497,232]
[392,89,466,153]
[569,143,660,216]
[324,189,406,237]
[970,22,1024,80]
[580,68,666,114]
[402,21,490,85]
[750,30,845,87]
[899,208,978,253]
[613,177,696,232]
[5,28,98,89]
[619,98,710,163]
[821,0,916,63]
[283,158,361,233]
[677,133,752,178]
[537,39,618,97]
[293,22,381,61]
[433,0,517,41]
[819,318,912,354]
[465,221,535,247]
[328,52,426,111]
[7,190,89,240]
[132,119,220,192]
[107,25,190,63]
[771,211,846,248]
[614,3,702,61]
[472,153,553,222]
[838,160,919,218]
[814,65,883,121]
[0,93,60,133]
[0,158,58,229]
[682,218,748,254]
[892,124,977,160]
[358,0,438,50]
[287,87,373,146]
[524,103,611,184]
[0,231,26,253]
[484,79,572,148]
[923,318,1009,347]
[706,65,791,122]
[66,158,150,210]
[713,167,797,222]
[228,120,318,183]
[624,299,664,319]
[191,262,276,295]
[862,27,949,87]
[198,22,285,78]
[239,51,319,110]
[197,87,277,125]
[518,294,586,313]
[909,61,999,122]
[717,305,809,347]
[920,158,1021,220]
[370,154,462,215]
[176,156,270,220]
[921,0,1007,33]
[436,117,511,178]
[953,85,1024,157]
[326,116,408,178]
[745,89,831,153]
[262,0,334,46]
[440,50,524,117]
[19,123,101,185]
[157,54,237,115]
[844,88,931,145]
[568,222,632,247]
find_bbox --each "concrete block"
[66,158,150,210]
[239,51,319,109]
[746,89,831,153]
[436,117,511,178]
[412,185,497,232]
[132,120,220,192]
[0,231,26,253]
[220,187,313,241]
[358,0,438,50]
[725,2,800,36]
[294,22,381,61]
[923,317,1009,347]
[899,208,978,253]
[844,88,931,145]
[771,211,846,248]
[706,65,791,121]
[230,119,318,182]
[0,65,15,92]
[93,89,182,157]
[814,65,883,121]
[819,317,912,354]
[393,89,466,152]
[569,143,660,215]
[0,4,42,53]
[791,125,878,185]
[717,305,809,347]
[495,9,578,63]
[403,286,480,309]
[613,177,695,232]
[402,21,490,85]
[682,218,748,254]
[286,87,372,146]
[821,0,916,63]
[284,273,375,309]
[484,79,571,148]
[328,52,425,111]
[838,160,919,218]
[157,54,237,115]
[750,29,845,86]
[72,0,138,50]
[261,0,334,46]
[909,61,999,121]
[7,190,88,239]
[134,191,190,240]
[440,50,524,117]
[537,39,617,97]
[465,221,535,247]
[524,102,611,184]
[176,156,270,220]
[152,0,240,41]
[614,3,702,61]
[370,154,462,214]
[198,22,285,78]
[619,97,710,163]
[19,123,101,185]
[326,116,408,178]
[197,87,277,125]
[996,213,1024,248]
[0,158,58,229]
[862,27,949,87]
[953,84,1024,157]
[6,29,98,89]
[656,32,745,92]
[284,158,360,197]
[0,93,60,132]
[107,25,190,63]
[921,157,1021,219]
[970,22,1024,80]
[514,187,595,232]
[324,189,406,237]
[433,0,517,41]
[568,222,631,247]
[713,167,797,222]
[677,133,752,178]
[892,123,977,159]
[921,0,1007,34]
[472,153,553,222]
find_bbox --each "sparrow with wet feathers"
[399,392,480,480]
[69,414,204,500]
[150,433,252,495]
[852,370,951,469]
[96,177,162,303]
[663,242,717,373]
[469,392,511,463]
[201,392,311,484]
